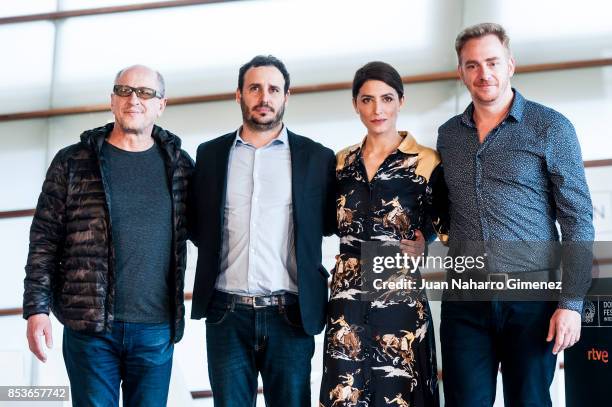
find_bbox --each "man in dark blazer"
[190,55,336,407]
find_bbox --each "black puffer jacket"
[23,123,193,342]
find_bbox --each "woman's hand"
[399,230,425,259]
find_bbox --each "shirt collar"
[460,88,525,128]
[234,124,288,147]
[358,131,420,155]
[508,89,525,122]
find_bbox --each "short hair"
[238,55,290,94]
[352,61,404,100]
[455,23,511,63]
[114,65,166,97]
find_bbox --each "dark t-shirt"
[102,141,172,323]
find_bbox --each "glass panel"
[0,22,55,114]
[500,0,612,41]
[0,120,49,211]
[585,166,612,240]
[0,217,33,309]
[0,0,56,18]
[463,0,612,64]
[52,0,447,106]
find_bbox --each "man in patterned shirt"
[437,23,594,406]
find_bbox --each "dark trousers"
[440,300,557,407]
[205,293,315,407]
[62,322,173,407]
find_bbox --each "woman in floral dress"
[319,62,448,407]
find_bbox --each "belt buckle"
[252,296,270,308]
[487,272,508,286]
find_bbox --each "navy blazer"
[190,130,336,335]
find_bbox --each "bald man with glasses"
[23,65,193,407]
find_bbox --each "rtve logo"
[587,348,609,364]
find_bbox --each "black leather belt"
[212,290,297,308]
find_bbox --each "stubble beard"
[241,99,285,132]
[116,117,140,134]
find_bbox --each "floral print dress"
[319,132,448,407]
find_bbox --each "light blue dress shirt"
[216,125,298,295]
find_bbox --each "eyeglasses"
[112,85,163,100]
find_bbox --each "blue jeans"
[62,322,173,407]
[205,294,315,407]
[440,300,557,407]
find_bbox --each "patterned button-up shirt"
[437,89,594,311]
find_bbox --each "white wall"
[1,0,612,406]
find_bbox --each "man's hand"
[26,314,53,363]
[400,230,425,259]
[546,308,581,355]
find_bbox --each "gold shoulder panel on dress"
[336,143,361,172]
[398,130,441,182]
[414,144,441,183]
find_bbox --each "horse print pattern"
[319,132,448,407]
